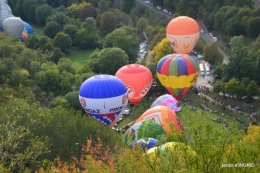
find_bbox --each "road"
[136,0,230,64]
[253,0,260,8]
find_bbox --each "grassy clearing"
[27,22,44,37]
[116,90,247,144]
[66,49,94,69]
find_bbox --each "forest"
[0,0,260,172]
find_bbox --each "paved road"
[253,0,260,8]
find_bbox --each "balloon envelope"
[136,106,183,132]
[151,94,181,112]
[23,22,35,34]
[79,74,128,126]
[3,17,24,38]
[115,64,153,105]
[146,142,197,165]
[136,138,160,150]
[156,53,199,101]
[124,120,165,144]
[166,16,199,54]
[0,0,14,29]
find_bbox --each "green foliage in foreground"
[0,96,122,172]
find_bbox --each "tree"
[53,32,72,54]
[120,0,135,14]
[0,97,49,172]
[246,80,259,98]
[78,3,97,21]
[247,17,260,38]
[46,11,70,28]
[35,4,52,26]
[224,78,244,98]
[152,38,173,62]
[100,12,117,35]
[103,26,139,63]
[25,35,39,49]
[204,42,223,64]
[51,47,65,63]
[44,21,62,39]
[136,17,148,33]
[74,28,96,49]
[10,68,30,87]
[81,17,97,33]
[63,24,79,42]
[98,0,109,14]
[91,48,128,74]
[22,0,40,22]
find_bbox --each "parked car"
[212,36,218,41]
[200,29,205,33]
[123,108,130,115]
[163,9,168,13]
[197,54,203,59]
[168,12,173,16]
[157,6,162,10]
[209,33,213,37]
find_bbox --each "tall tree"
[203,42,223,64]
[90,48,128,74]
[103,26,139,63]
[44,21,62,39]
[100,12,117,35]
[98,0,109,14]
[53,32,72,54]
[152,38,174,63]
[35,4,52,26]
[120,0,135,14]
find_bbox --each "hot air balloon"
[166,16,199,54]
[79,74,128,126]
[115,64,153,105]
[136,138,161,150]
[136,106,183,133]
[124,120,166,145]
[0,0,14,29]
[151,94,181,112]
[23,22,35,34]
[146,142,197,167]
[156,53,199,102]
[20,31,27,42]
[3,17,24,38]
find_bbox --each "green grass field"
[116,91,246,145]
[27,22,44,37]
[66,49,94,69]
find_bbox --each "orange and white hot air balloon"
[136,106,183,133]
[166,16,199,54]
[115,64,153,105]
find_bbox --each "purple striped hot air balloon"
[156,53,199,102]
[151,94,181,112]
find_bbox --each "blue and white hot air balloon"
[79,74,128,126]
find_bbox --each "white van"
[205,67,210,76]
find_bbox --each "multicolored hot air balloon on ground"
[151,94,181,112]
[136,106,183,133]
[79,74,128,126]
[115,64,153,105]
[124,120,166,145]
[156,53,199,102]
[166,16,199,54]
[146,142,197,167]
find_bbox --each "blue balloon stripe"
[79,75,126,98]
